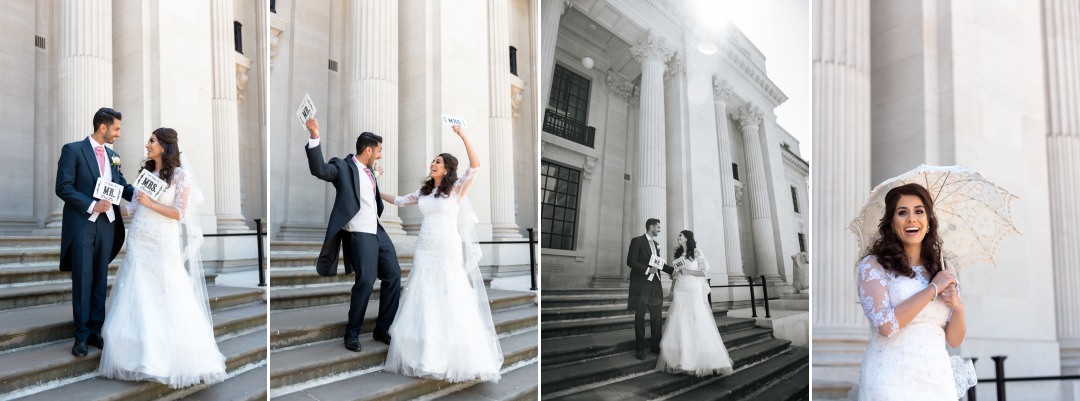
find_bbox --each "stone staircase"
[540,288,808,400]
[0,236,268,401]
[267,241,539,401]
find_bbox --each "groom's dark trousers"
[344,227,401,339]
[70,217,115,342]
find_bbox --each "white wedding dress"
[98,168,226,388]
[656,250,733,376]
[383,167,503,383]
[857,255,955,400]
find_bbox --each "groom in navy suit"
[56,108,135,357]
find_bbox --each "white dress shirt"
[86,136,115,223]
[308,137,379,234]
[644,232,660,280]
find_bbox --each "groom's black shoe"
[87,334,104,350]
[344,336,361,352]
[72,340,88,357]
[373,331,391,345]
[635,348,646,360]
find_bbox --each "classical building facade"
[812,0,1080,399]
[0,0,267,269]
[268,0,539,274]
[538,0,810,304]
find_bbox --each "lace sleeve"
[696,249,708,272]
[452,167,479,200]
[394,189,421,207]
[858,256,900,337]
[172,169,192,220]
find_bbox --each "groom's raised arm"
[304,118,340,182]
[55,143,95,214]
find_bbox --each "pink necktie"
[364,167,376,193]
[94,146,106,176]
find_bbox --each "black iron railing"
[709,275,774,318]
[477,228,538,291]
[966,356,1080,401]
[203,218,268,287]
[543,109,595,148]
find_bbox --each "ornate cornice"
[782,144,810,176]
[725,46,787,106]
[664,51,683,82]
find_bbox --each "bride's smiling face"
[145,134,163,160]
[677,233,686,247]
[892,194,928,247]
[429,156,447,179]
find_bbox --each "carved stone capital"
[630,31,674,65]
[269,14,287,72]
[737,104,763,128]
[235,52,252,102]
[583,155,599,180]
[605,70,638,102]
[713,76,735,103]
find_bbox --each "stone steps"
[184,365,268,401]
[269,290,536,350]
[273,331,536,401]
[678,347,809,401]
[541,337,792,397]
[0,272,219,311]
[541,321,768,367]
[0,261,120,285]
[540,305,728,338]
[10,329,267,401]
[433,362,538,401]
[541,302,680,322]
[0,299,265,395]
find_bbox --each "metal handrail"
[202,218,267,287]
[966,356,1080,401]
[709,275,774,318]
[476,228,538,291]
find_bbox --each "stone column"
[735,105,780,283]
[1043,0,1080,382]
[713,78,744,283]
[630,32,673,251]
[210,0,250,232]
[540,0,570,107]
[488,0,522,239]
[350,0,404,235]
[812,0,872,396]
[45,0,114,230]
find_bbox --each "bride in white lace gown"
[98,128,226,388]
[380,125,503,383]
[656,230,733,376]
[857,183,966,400]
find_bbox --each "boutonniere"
[111,156,121,167]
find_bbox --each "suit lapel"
[347,155,362,205]
[80,138,101,181]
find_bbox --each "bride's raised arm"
[383,190,420,207]
[136,169,189,221]
[451,125,480,199]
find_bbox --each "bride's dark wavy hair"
[140,127,182,187]
[866,183,943,279]
[674,230,697,260]
[419,153,458,198]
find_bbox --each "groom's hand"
[305,118,320,139]
[92,200,111,213]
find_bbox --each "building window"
[541,160,581,251]
[790,186,800,214]
[544,64,595,147]
[233,21,243,54]
[509,46,518,76]
[732,163,740,181]
[798,233,806,253]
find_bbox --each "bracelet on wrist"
[929,283,939,301]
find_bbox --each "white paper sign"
[648,255,665,281]
[440,114,468,128]
[674,258,685,271]
[93,178,123,204]
[134,170,167,200]
[296,94,317,126]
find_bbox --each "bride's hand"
[452,125,466,138]
[940,283,963,312]
[137,191,154,207]
[930,269,956,295]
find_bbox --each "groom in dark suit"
[304,118,401,353]
[627,218,674,360]
[56,107,135,357]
